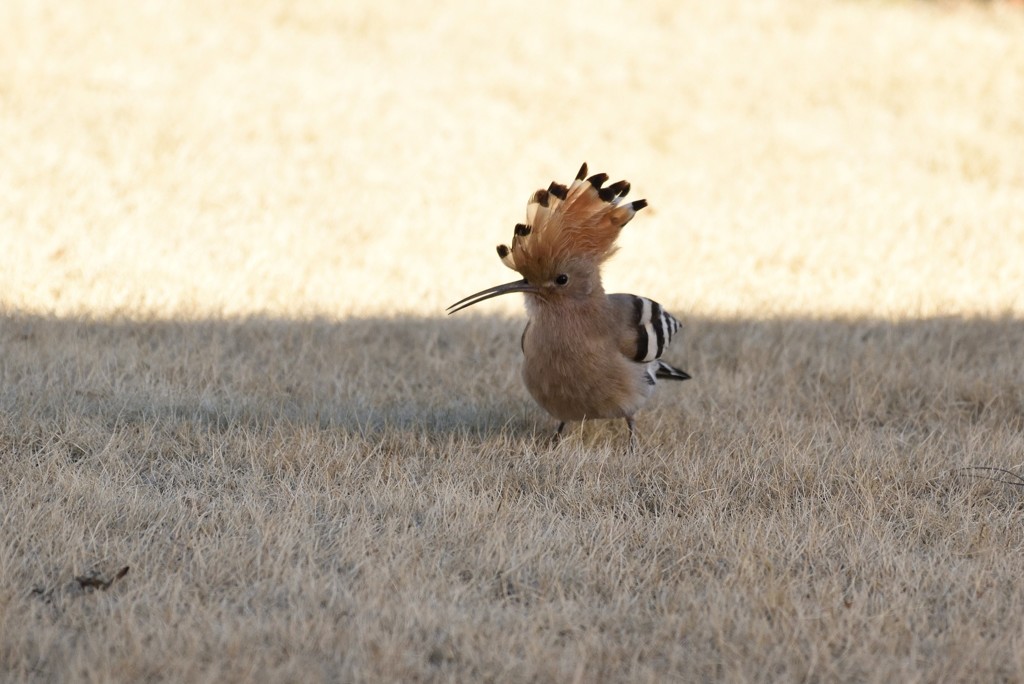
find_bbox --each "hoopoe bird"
[447,163,690,450]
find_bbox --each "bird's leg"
[625,416,638,453]
[550,421,566,446]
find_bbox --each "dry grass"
[3,0,1024,681]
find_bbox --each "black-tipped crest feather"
[548,182,568,200]
[606,180,629,198]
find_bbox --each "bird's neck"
[524,288,609,323]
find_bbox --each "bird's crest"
[496,162,647,281]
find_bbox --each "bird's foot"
[550,421,566,447]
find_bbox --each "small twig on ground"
[75,566,130,591]
[957,466,1024,488]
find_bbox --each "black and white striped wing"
[609,293,682,363]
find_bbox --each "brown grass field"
[2,0,1024,681]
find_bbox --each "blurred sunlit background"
[2,0,1022,320]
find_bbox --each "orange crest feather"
[497,163,648,282]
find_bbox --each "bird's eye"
[555,274,569,286]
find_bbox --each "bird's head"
[447,162,647,314]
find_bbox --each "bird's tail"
[654,361,691,381]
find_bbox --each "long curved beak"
[446,279,538,315]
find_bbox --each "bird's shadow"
[1,312,541,441]
[2,310,1022,443]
